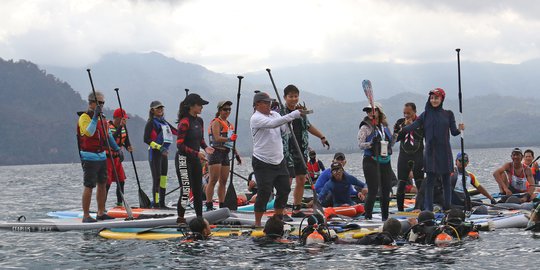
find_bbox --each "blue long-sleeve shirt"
[315,169,362,195]
[318,174,366,206]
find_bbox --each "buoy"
[467,231,480,239]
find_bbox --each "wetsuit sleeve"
[79,114,97,137]
[143,121,154,145]
[448,110,461,136]
[176,118,198,158]
[315,169,330,193]
[357,125,372,150]
[398,113,424,140]
[251,110,301,129]
[318,160,325,171]
[199,118,208,149]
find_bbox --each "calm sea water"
[1,147,539,269]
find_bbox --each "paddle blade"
[224,181,238,210]
[362,79,374,106]
[138,189,152,208]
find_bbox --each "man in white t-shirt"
[250,91,304,226]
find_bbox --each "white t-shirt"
[250,110,301,165]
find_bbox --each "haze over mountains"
[0,52,538,165]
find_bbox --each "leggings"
[149,149,168,207]
[176,152,203,218]
[424,172,451,211]
[106,181,125,205]
[363,157,393,220]
[396,151,425,211]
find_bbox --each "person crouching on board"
[492,148,535,203]
[450,152,497,207]
[317,162,367,207]
[250,91,306,226]
[77,91,120,223]
[105,108,132,207]
[175,94,215,224]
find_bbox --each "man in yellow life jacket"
[77,91,120,223]
[105,108,133,207]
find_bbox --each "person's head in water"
[189,217,211,239]
[418,210,436,226]
[264,215,285,239]
[382,218,402,238]
[445,208,465,226]
[428,88,445,108]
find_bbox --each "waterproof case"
[380,140,388,157]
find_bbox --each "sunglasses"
[331,169,344,174]
[221,108,232,112]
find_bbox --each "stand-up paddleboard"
[474,213,529,230]
[0,208,230,232]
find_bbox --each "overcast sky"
[1,0,539,73]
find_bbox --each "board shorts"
[82,160,107,188]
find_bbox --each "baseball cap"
[217,100,233,110]
[184,93,209,106]
[331,162,343,171]
[512,147,523,155]
[150,100,164,109]
[333,152,346,160]
[113,108,128,119]
[253,91,275,105]
[456,152,468,161]
[429,88,446,100]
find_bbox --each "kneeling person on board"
[318,162,367,207]
[250,91,305,226]
[451,152,497,206]
[492,148,535,203]
[77,91,120,223]
[314,152,368,206]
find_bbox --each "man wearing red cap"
[106,108,133,206]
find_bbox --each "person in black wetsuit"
[143,101,178,208]
[393,102,425,211]
[175,94,215,224]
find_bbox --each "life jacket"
[76,111,108,153]
[208,117,234,149]
[307,159,322,178]
[509,163,529,193]
[360,121,392,163]
[106,121,127,157]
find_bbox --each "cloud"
[1,0,539,73]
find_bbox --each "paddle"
[470,200,517,211]
[266,68,325,218]
[185,88,189,97]
[456,48,471,212]
[86,69,134,220]
[113,88,152,208]
[224,76,243,210]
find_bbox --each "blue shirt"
[318,174,367,206]
[315,169,364,195]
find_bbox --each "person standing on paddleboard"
[282,85,330,218]
[358,102,395,221]
[105,108,133,207]
[250,91,306,226]
[175,93,214,224]
[144,101,178,208]
[398,88,464,211]
[77,91,120,223]
[205,100,242,211]
[393,102,425,211]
